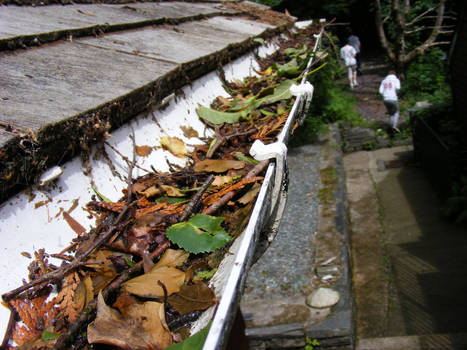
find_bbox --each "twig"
[204,160,269,215]
[179,175,214,221]
[2,201,136,302]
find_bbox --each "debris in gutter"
[1,23,327,349]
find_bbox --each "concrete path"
[0,1,286,202]
[345,146,467,349]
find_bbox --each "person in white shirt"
[340,39,358,89]
[379,71,401,131]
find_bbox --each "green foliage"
[166,214,232,254]
[166,322,211,350]
[290,54,365,146]
[305,336,320,350]
[403,48,448,95]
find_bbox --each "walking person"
[340,39,358,89]
[379,70,401,132]
[347,29,361,75]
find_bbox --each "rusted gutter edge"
[0,24,288,203]
[0,10,242,51]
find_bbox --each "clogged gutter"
[1,23,325,350]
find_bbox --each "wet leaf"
[165,322,211,350]
[196,105,245,125]
[135,145,153,157]
[193,159,245,173]
[168,283,216,314]
[160,136,188,157]
[88,293,172,350]
[166,214,231,254]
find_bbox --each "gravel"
[242,143,320,301]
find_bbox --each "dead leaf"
[135,145,153,157]
[160,184,185,197]
[193,159,245,173]
[168,283,216,315]
[180,125,199,138]
[160,136,187,158]
[88,293,172,350]
[123,266,185,298]
[54,272,82,323]
[140,185,161,198]
[212,175,233,187]
[155,249,190,269]
[238,182,261,204]
[63,212,86,236]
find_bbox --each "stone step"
[357,333,467,350]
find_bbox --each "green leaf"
[166,214,232,254]
[234,152,260,164]
[273,58,302,78]
[166,322,211,350]
[259,79,294,105]
[155,196,189,204]
[91,186,111,203]
[196,105,244,125]
[260,109,275,116]
[124,257,136,267]
[42,330,60,341]
[195,268,217,280]
[253,38,265,45]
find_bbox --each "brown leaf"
[155,249,189,269]
[160,136,188,158]
[180,125,199,138]
[160,184,185,197]
[212,175,234,187]
[63,211,86,236]
[88,293,172,350]
[168,283,216,315]
[123,266,185,298]
[193,159,245,173]
[140,185,161,198]
[135,145,153,157]
[54,272,82,323]
[238,182,261,204]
